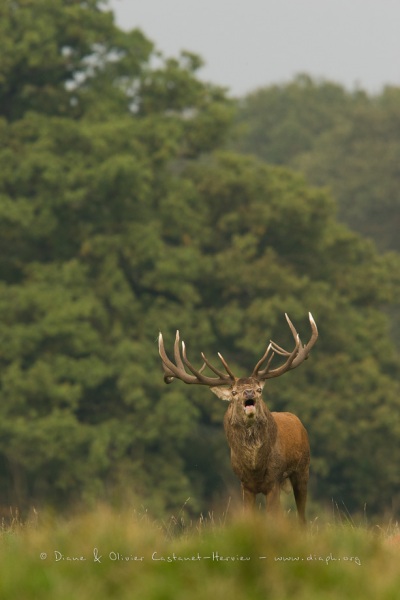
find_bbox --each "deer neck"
[224,400,278,449]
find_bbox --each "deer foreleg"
[265,484,281,515]
[241,485,256,510]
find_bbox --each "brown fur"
[211,378,310,523]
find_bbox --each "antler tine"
[159,331,196,384]
[269,341,291,356]
[201,352,231,379]
[181,340,204,377]
[217,352,236,380]
[253,313,318,380]
[181,341,235,385]
[159,331,235,386]
[289,312,318,369]
[173,331,209,374]
[251,343,274,377]
[252,314,300,379]
[173,330,186,371]
[258,334,300,379]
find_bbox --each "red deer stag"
[158,313,318,524]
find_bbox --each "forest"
[0,0,399,520]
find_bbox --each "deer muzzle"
[243,389,256,417]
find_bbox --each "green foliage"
[233,74,355,165]
[233,74,400,254]
[0,1,399,519]
[295,89,400,253]
[0,0,132,120]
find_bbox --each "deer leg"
[290,472,308,525]
[265,483,281,515]
[241,485,256,510]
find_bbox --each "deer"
[158,313,318,524]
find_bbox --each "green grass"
[0,505,399,600]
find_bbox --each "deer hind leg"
[290,470,309,525]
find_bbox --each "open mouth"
[244,399,256,416]
[244,399,255,408]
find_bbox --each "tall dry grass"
[0,503,399,599]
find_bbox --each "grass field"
[0,504,399,599]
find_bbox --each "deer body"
[212,377,310,521]
[158,313,317,524]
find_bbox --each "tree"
[295,88,400,253]
[232,74,359,165]
[0,0,233,514]
[232,75,400,255]
[0,1,399,518]
[0,0,156,121]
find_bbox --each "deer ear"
[210,386,232,402]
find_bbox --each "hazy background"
[109,0,400,96]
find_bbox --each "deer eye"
[257,388,262,393]
[231,390,237,396]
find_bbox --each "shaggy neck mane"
[227,402,278,449]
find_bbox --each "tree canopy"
[0,1,399,518]
[233,74,400,254]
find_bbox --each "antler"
[252,313,318,380]
[158,330,236,386]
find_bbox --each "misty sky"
[109,0,400,97]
